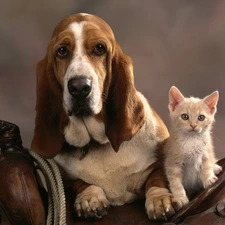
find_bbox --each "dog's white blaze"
[71,22,84,56]
[63,22,106,148]
[63,21,102,116]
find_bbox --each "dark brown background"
[1,0,225,158]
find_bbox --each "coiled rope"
[26,148,67,225]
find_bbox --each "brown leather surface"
[179,209,225,225]
[1,120,225,225]
[1,152,225,225]
[0,152,46,225]
[0,120,46,225]
[65,159,225,225]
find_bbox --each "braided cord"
[26,148,67,225]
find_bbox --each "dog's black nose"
[68,76,92,99]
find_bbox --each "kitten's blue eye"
[198,115,205,121]
[181,114,189,120]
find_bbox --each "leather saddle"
[0,120,225,225]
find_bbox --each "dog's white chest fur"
[55,140,156,205]
[55,99,159,205]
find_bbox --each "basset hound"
[31,13,184,220]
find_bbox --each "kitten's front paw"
[74,185,110,219]
[175,194,189,206]
[214,164,222,175]
[145,187,185,221]
[203,175,218,188]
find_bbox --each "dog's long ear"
[105,44,145,152]
[31,56,68,158]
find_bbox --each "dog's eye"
[198,115,205,121]
[93,44,106,56]
[57,46,69,58]
[181,114,189,120]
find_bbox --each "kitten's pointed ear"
[203,91,219,114]
[169,86,185,111]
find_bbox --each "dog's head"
[32,13,145,158]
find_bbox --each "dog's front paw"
[74,185,110,219]
[203,175,218,189]
[145,187,185,221]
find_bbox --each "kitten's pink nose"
[190,124,196,130]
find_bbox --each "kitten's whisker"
[211,133,219,141]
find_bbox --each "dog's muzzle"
[67,76,93,116]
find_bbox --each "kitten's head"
[168,86,219,134]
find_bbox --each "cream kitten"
[164,86,222,206]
